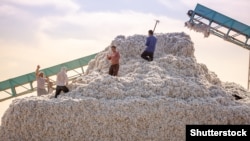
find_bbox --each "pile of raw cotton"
[1,32,250,141]
[185,21,210,37]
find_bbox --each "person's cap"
[61,67,67,72]
[39,71,44,75]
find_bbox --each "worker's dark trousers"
[55,86,69,98]
[141,51,154,61]
[109,64,119,76]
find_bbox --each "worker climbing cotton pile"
[1,32,250,141]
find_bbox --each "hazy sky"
[0,0,250,88]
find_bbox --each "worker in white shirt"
[55,67,69,98]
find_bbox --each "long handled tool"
[153,20,160,33]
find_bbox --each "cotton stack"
[1,32,250,141]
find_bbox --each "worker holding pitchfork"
[141,20,159,62]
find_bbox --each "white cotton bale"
[1,32,250,141]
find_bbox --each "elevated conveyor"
[185,3,250,49]
[185,3,250,89]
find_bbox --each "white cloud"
[157,0,185,10]
[2,0,80,12]
[38,10,180,41]
[0,4,31,18]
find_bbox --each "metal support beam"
[10,86,16,96]
[30,82,34,90]
[81,66,84,74]
[248,51,250,90]
[226,29,231,36]
[246,38,249,45]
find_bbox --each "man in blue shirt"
[141,30,157,61]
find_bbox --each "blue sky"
[0,0,250,88]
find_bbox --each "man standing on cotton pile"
[107,45,120,76]
[141,30,157,62]
[35,65,49,96]
[54,67,69,98]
